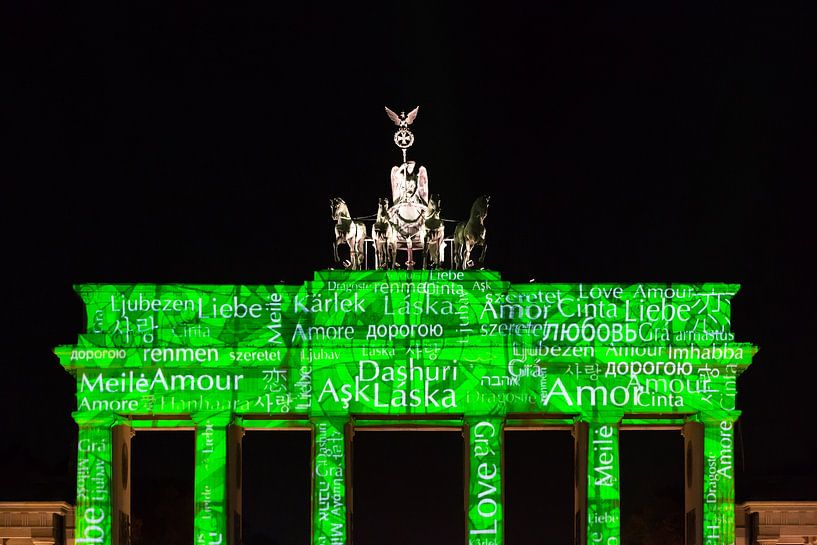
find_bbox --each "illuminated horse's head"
[428,194,442,217]
[330,197,351,221]
[471,195,490,221]
[376,197,390,221]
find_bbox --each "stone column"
[574,415,622,545]
[192,412,231,545]
[573,421,588,545]
[683,420,704,545]
[683,412,739,545]
[701,413,739,545]
[74,412,115,545]
[311,418,349,545]
[465,417,504,545]
[111,424,134,545]
[226,424,244,545]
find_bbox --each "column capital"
[72,411,129,427]
[464,415,506,423]
[688,410,741,424]
[576,411,624,425]
[309,415,351,427]
[190,411,233,427]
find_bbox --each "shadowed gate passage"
[352,430,463,545]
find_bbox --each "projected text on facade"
[56,270,754,545]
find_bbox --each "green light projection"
[467,418,503,545]
[193,412,228,545]
[56,270,755,545]
[313,418,347,545]
[75,414,113,545]
[702,416,737,545]
[585,418,621,545]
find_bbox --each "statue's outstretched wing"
[418,166,429,205]
[385,106,402,126]
[390,165,402,202]
[405,106,419,125]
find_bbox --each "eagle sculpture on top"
[385,106,419,129]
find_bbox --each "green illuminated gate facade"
[56,270,755,545]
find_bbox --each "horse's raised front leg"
[356,238,365,270]
[372,238,380,269]
[453,241,461,270]
[428,236,439,269]
[464,241,476,270]
[349,243,358,270]
[478,242,488,264]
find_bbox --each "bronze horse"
[423,194,445,268]
[372,197,398,269]
[331,197,366,269]
[453,195,489,270]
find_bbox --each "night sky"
[3,3,816,545]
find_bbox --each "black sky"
[2,1,816,541]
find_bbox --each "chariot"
[331,107,487,270]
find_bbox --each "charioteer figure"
[388,160,429,238]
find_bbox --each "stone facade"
[4,499,816,544]
[736,502,817,545]
[0,502,74,545]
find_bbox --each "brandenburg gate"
[55,270,756,545]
